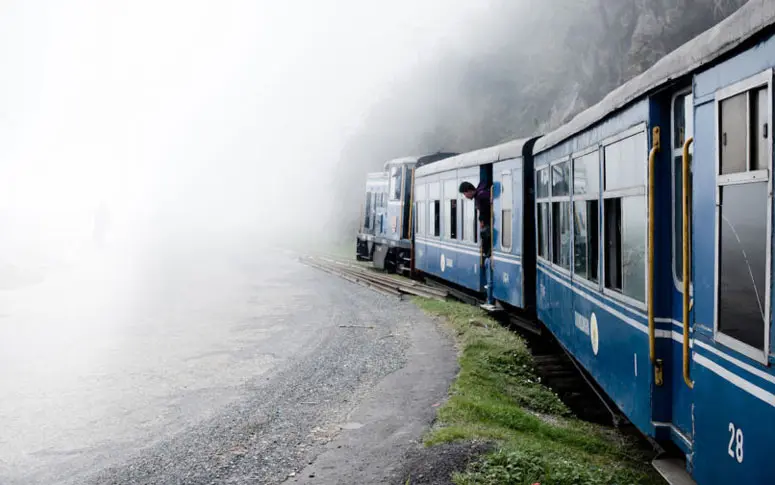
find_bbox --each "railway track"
[299,255,449,301]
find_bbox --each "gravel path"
[1,247,457,485]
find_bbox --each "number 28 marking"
[728,422,743,463]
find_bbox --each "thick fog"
[0,0,499,277]
[1,0,746,274]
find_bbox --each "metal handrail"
[648,126,661,363]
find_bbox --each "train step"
[652,457,696,485]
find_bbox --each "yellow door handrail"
[683,137,694,389]
[648,126,660,364]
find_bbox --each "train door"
[664,88,696,452]
[689,69,775,485]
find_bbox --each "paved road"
[0,242,456,485]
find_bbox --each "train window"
[536,167,551,261]
[551,162,570,196]
[446,199,458,239]
[364,191,373,229]
[416,201,426,236]
[573,149,600,282]
[604,132,647,190]
[751,86,769,171]
[502,210,512,249]
[604,198,622,291]
[672,91,694,288]
[537,203,549,259]
[465,198,476,243]
[603,131,647,303]
[460,200,465,241]
[432,200,440,237]
[573,200,599,282]
[718,183,768,350]
[537,168,550,198]
[389,167,403,200]
[501,173,513,250]
[720,93,748,175]
[551,202,571,269]
[621,196,647,300]
[715,73,771,358]
[573,151,599,195]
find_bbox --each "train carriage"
[532,1,775,482]
[357,153,456,273]
[414,138,538,308]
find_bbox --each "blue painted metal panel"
[492,158,526,308]
[537,263,654,434]
[692,356,775,485]
[416,237,482,291]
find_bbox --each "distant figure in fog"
[459,181,491,257]
[93,202,111,248]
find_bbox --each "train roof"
[415,138,534,177]
[534,0,775,154]
[382,152,458,171]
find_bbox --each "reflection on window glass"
[573,151,599,195]
[552,202,571,269]
[673,94,686,148]
[718,182,767,350]
[673,93,694,149]
[573,202,588,279]
[604,132,646,190]
[537,169,550,199]
[720,92,748,175]
[574,200,600,282]
[587,200,599,282]
[604,198,622,291]
[621,196,646,302]
[673,156,683,282]
[364,192,373,229]
[447,200,458,239]
[460,200,466,241]
[416,202,425,236]
[538,203,549,259]
[552,162,570,197]
[752,87,769,171]
[466,199,476,242]
[502,210,512,249]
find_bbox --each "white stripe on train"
[536,263,775,408]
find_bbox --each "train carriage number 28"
[728,423,743,463]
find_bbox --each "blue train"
[355,2,775,483]
[356,153,456,274]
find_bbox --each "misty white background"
[0,0,501,273]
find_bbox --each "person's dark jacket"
[474,181,490,226]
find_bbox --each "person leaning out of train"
[459,181,491,256]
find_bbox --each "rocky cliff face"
[333,0,746,240]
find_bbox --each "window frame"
[549,156,572,275]
[414,183,427,237]
[442,178,458,241]
[457,175,479,246]
[713,69,773,364]
[389,165,403,201]
[571,145,601,290]
[500,170,514,252]
[427,181,441,239]
[600,123,649,310]
[536,167,551,263]
[670,88,695,294]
